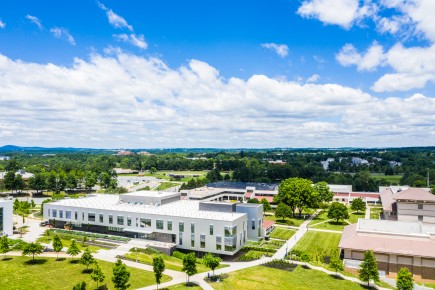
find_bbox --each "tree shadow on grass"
[24,259,48,265]
[56,257,66,261]
[82,269,93,274]
[329,274,344,280]
[69,259,79,264]
[0,257,13,261]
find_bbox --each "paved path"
[308,228,343,234]
[365,207,371,219]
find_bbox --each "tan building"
[339,219,435,283]
[380,186,434,223]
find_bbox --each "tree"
[80,248,95,271]
[329,254,344,276]
[152,256,165,290]
[396,267,414,290]
[112,259,130,290]
[260,198,272,212]
[276,177,318,217]
[29,173,47,194]
[67,239,81,259]
[300,253,310,266]
[247,198,259,204]
[182,252,197,284]
[30,199,36,209]
[327,202,349,223]
[202,253,221,276]
[0,235,10,259]
[14,174,25,193]
[72,281,87,290]
[313,181,334,203]
[15,201,31,224]
[4,171,16,193]
[351,198,366,213]
[359,250,379,287]
[52,234,63,260]
[91,262,105,288]
[275,203,292,221]
[22,242,44,262]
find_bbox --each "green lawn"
[37,231,102,253]
[154,182,179,191]
[309,210,363,231]
[124,250,227,273]
[346,212,366,224]
[292,231,342,265]
[265,214,308,227]
[210,265,373,290]
[370,207,383,219]
[370,173,403,184]
[269,227,296,240]
[163,283,203,290]
[0,256,170,290]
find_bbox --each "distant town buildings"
[0,156,10,161]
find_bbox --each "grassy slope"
[0,256,170,290]
[211,265,372,290]
[293,231,342,261]
[269,228,295,240]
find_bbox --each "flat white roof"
[49,194,244,221]
[122,190,179,198]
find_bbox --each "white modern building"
[0,199,13,236]
[43,191,264,255]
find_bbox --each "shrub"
[172,251,186,260]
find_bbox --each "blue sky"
[0,0,434,148]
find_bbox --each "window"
[65,211,71,219]
[88,213,95,222]
[156,220,164,230]
[59,210,63,219]
[252,219,255,230]
[140,218,151,228]
[191,223,195,234]
[418,204,423,210]
[210,224,214,235]
[191,234,195,247]
[225,226,237,237]
[0,208,3,233]
[179,234,183,245]
[418,215,423,221]
[74,212,78,220]
[216,236,222,250]
[82,212,84,220]
[167,221,172,231]
[224,226,237,252]
[179,222,184,232]
[52,210,57,218]
[200,234,206,248]
[109,215,113,224]
[99,214,104,223]
[117,216,124,225]
[127,217,132,226]
[108,227,123,232]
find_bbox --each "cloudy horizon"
[0,1,434,148]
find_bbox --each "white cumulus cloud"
[261,43,289,58]
[0,51,434,148]
[26,15,43,29]
[50,27,76,45]
[336,42,386,71]
[98,1,133,31]
[0,20,5,29]
[113,34,147,49]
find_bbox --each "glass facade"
[88,213,95,222]
[156,220,164,230]
[0,207,3,233]
[167,221,172,231]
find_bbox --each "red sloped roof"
[263,220,275,230]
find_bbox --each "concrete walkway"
[365,207,371,219]
[273,209,321,259]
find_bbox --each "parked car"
[39,221,48,227]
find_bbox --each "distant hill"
[0,145,106,153]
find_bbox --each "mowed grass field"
[370,207,383,219]
[309,210,364,231]
[269,227,296,240]
[292,231,342,261]
[0,256,170,290]
[210,265,372,290]
[370,173,403,184]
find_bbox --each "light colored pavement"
[365,207,371,219]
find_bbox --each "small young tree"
[30,199,36,209]
[182,252,197,285]
[329,255,344,276]
[396,267,414,290]
[79,248,95,271]
[67,239,81,259]
[112,259,130,290]
[300,253,310,266]
[91,262,105,288]
[202,253,222,276]
[359,250,379,287]
[52,234,63,260]
[22,242,44,262]
[275,203,292,220]
[152,256,165,290]
[260,198,272,211]
[350,198,366,213]
[0,235,10,259]
[247,198,259,204]
[327,202,349,222]
[72,281,86,290]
